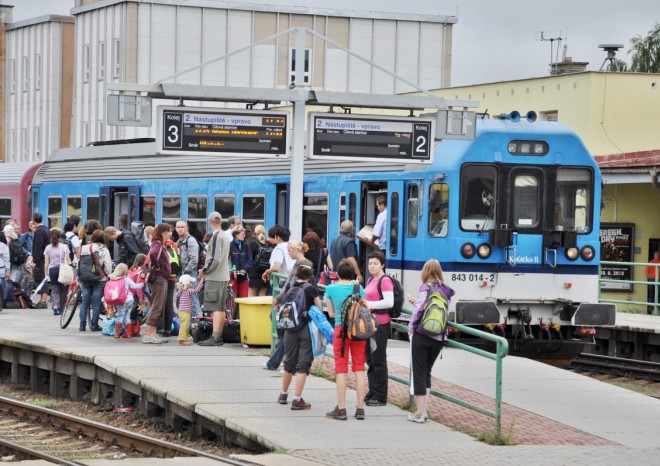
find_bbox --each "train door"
[99,186,141,228]
[359,182,387,282]
[402,181,422,289]
[276,184,288,228]
[387,181,405,280]
[507,167,545,266]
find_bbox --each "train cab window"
[0,198,11,227]
[460,165,497,231]
[67,197,82,223]
[243,195,265,229]
[162,195,181,226]
[48,197,62,230]
[389,192,399,256]
[429,183,449,237]
[141,195,156,226]
[214,195,235,221]
[86,196,99,222]
[555,168,592,233]
[406,184,419,238]
[303,193,328,244]
[187,195,208,238]
[513,175,540,228]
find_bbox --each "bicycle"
[60,276,107,329]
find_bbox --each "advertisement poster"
[600,223,634,291]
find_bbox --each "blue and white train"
[31,114,615,359]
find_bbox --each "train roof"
[34,142,409,183]
[0,162,42,184]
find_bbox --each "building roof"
[5,14,74,30]
[71,0,457,23]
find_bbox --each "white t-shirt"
[65,231,82,265]
[270,242,294,277]
[373,208,387,251]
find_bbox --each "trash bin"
[235,296,273,346]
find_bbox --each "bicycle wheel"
[226,285,237,319]
[60,286,81,329]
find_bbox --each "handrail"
[268,272,508,436]
[599,260,659,313]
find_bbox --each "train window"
[243,195,265,228]
[188,195,208,237]
[100,195,108,225]
[141,196,156,226]
[349,193,356,227]
[214,195,235,221]
[162,195,181,226]
[129,194,137,224]
[340,193,346,226]
[0,198,11,227]
[555,168,592,233]
[406,184,419,238]
[390,192,399,256]
[429,183,449,237]
[513,175,540,228]
[48,197,62,230]
[303,193,328,244]
[460,165,497,231]
[67,197,82,223]
[86,196,99,222]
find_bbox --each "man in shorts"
[198,211,231,346]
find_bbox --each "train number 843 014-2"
[451,273,496,282]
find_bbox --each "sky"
[9,0,660,87]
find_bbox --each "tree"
[628,22,660,72]
[609,58,628,72]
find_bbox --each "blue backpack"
[276,282,311,331]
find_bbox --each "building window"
[113,39,121,78]
[540,111,559,122]
[34,127,41,158]
[83,123,90,146]
[22,129,28,161]
[187,195,208,239]
[242,195,265,228]
[48,197,63,230]
[22,56,29,92]
[84,45,91,82]
[35,54,42,90]
[162,195,181,226]
[289,48,311,85]
[0,198,11,228]
[10,130,16,160]
[97,121,104,141]
[98,41,105,80]
[10,59,16,94]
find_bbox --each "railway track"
[0,395,249,465]
[570,353,660,382]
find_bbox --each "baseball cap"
[208,211,222,222]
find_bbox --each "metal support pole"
[289,28,307,239]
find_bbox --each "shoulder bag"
[58,245,75,285]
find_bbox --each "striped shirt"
[176,280,204,312]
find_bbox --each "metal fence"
[599,260,659,313]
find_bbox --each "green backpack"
[420,285,448,336]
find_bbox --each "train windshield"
[555,168,592,233]
[460,164,496,231]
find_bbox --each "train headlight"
[477,243,492,259]
[580,246,595,261]
[565,247,579,261]
[461,243,476,259]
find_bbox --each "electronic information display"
[309,113,434,163]
[158,107,288,157]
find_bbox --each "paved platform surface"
[613,311,660,333]
[0,306,659,465]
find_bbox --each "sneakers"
[53,307,61,316]
[326,406,347,420]
[142,334,167,344]
[366,399,386,407]
[277,392,288,405]
[407,412,426,424]
[198,336,223,346]
[178,340,193,346]
[355,408,365,420]
[291,398,311,410]
[90,326,102,332]
[35,302,47,309]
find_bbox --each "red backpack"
[104,278,127,305]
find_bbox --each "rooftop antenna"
[537,30,566,75]
[598,44,623,71]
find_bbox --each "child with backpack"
[106,263,144,339]
[276,259,322,411]
[406,259,455,423]
[128,254,147,337]
[176,274,204,346]
[323,259,367,421]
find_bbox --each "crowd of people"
[0,212,454,424]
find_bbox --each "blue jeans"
[80,281,104,329]
[266,330,285,369]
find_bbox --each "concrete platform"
[0,306,659,465]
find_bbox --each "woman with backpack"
[248,224,271,297]
[78,230,112,330]
[43,230,72,316]
[407,259,455,423]
[324,259,367,421]
[276,259,322,411]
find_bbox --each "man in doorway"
[176,220,201,317]
[647,251,660,314]
[372,195,388,254]
[224,216,242,241]
[198,212,231,346]
[330,220,362,283]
